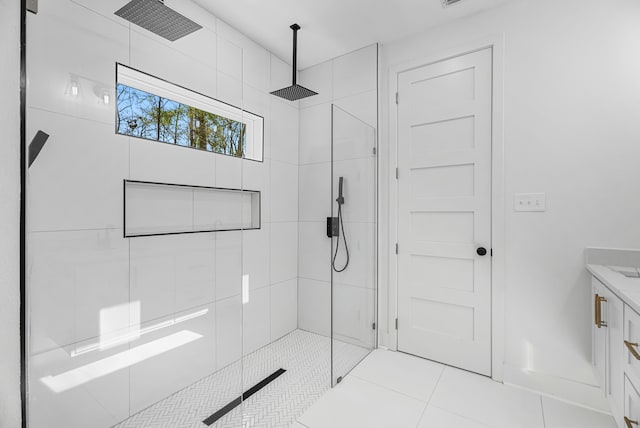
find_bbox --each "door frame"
[386,35,506,381]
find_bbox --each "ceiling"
[192,0,511,69]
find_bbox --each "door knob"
[476,247,488,256]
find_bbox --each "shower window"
[116,64,264,161]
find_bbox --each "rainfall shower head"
[115,0,202,42]
[270,24,318,102]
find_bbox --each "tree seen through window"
[117,84,246,157]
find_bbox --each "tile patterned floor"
[113,330,370,428]
[296,349,618,428]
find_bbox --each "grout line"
[411,363,447,427]
[540,396,546,428]
[427,364,446,405]
[348,374,426,403]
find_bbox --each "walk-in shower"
[24,1,377,426]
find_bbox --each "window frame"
[115,63,264,163]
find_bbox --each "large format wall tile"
[298,279,331,337]
[129,233,215,323]
[29,338,130,428]
[242,286,271,355]
[129,303,216,414]
[270,279,298,341]
[299,162,331,222]
[271,160,299,222]
[270,222,299,284]
[27,0,128,125]
[28,109,129,232]
[216,295,242,369]
[332,158,377,224]
[129,138,216,188]
[243,225,271,291]
[270,99,299,165]
[299,103,331,165]
[243,158,270,223]
[332,45,377,100]
[298,222,331,283]
[215,231,243,301]
[331,222,376,289]
[332,284,376,348]
[29,229,129,354]
[129,29,217,99]
[298,61,333,109]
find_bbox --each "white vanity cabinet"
[592,275,637,427]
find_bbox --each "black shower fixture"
[270,24,318,101]
[115,0,202,42]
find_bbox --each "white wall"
[380,0,640,408]
[0,0,22,426]
[25,0,298,426]
[297,45,378,349]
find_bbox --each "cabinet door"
[624,376,640,428]
[624,306,640,384]
[593,278,608,390]
[605,286,624,422]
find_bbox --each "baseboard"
[502,363,611,415]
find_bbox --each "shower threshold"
[113,330,370,428]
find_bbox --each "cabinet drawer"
[625,376,640,428]
[625,306,640,381]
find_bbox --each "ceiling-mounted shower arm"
[270,23,317,101]
[291,24,300,86]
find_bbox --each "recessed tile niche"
[124,180,260,237]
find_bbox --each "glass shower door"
[330,105,377,386]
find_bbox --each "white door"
[397,48,493,376]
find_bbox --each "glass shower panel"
[25,0,244,426]
[331,105,377,386]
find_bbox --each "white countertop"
[588,263,640,314]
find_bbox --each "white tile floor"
[296,349,617,428]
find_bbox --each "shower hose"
[331,201,350,272]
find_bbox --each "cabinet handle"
[625,416,639,427]
[625,340,640,360]
[595,294,607,328]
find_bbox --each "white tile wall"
[297,45,377,344]
[242,226,271,290]
[332,158,376,223]
[299,163,331,222]
[299,61,333,109]
[271,160,299,222]
[299,222,332,283]
[27,0,128,125]
[129,303,217,414]
[27,1,301,425]
[298,278,331,337]
[29,340,130,428]
[129,138,215,188]
[332,45,378,100]
[331,223,376,289]
[215,231,243,301]
[29,229,129,354]
[299,103,332,165]
[129,29,216,98]
[215,295,243,369]
[270,55,293,94]
[270,99,299,164]
[129,234,216,323]
[28,109,129,232]
[270,222,299,284]
[242,286,271,355]
[333,90,378,128]
[332,284,376,348]
[270,279,298,341]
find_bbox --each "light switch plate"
[514,193,546,212]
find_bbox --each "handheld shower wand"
[332,177,350,272]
